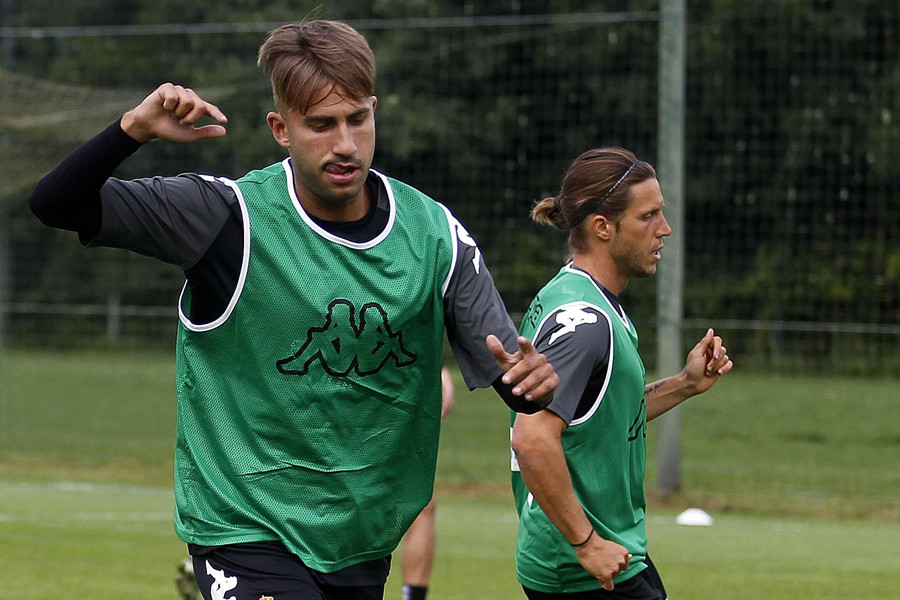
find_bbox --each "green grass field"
[1,349,899,599]
[2,482,899,599]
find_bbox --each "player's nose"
[333,124,357,156]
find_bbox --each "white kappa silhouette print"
[206,560,238,600]
[549,306,598,345]
[443,209,482,274]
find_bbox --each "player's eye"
[306,120,331,132]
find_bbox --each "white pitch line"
[1,480,171,496]
[72,512,173,521]
[0,512,172,523]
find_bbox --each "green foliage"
[1,1,898,373]
[683,1,900,332]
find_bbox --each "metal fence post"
[656,0,686,495]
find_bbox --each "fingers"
[516,335,536,355]
[503,336,558,400]
[119,83,228,143]
[603,550,633,590]
[485,334,508,363]
[181,94,228,127]
[694,328,732,377]
[705,334,723,375]
[486,335,558,403]
[157,83,198,119]
[708,342,725,373]
[576,538,631,592]
[703,329,735,376]
[157,84,227,126]
[503,337,536,388]
[513,363,558,401]
[714,353,734,376]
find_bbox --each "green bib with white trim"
[173,162,453,572]
[512,265,648,592]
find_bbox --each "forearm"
[29,119,142,235]
[513,411,633,589]
[644,372,697,421]
[512,419,592,544]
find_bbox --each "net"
[0,4,897,375]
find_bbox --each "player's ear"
[589,214,613,241]
[267,111,290,149]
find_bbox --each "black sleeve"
[492,376,551,414]
[30,119,238,270]
[91,173,236,269]
[531,304,613,424]
[440,207,518,390]
[30,119,245,325]
[439,207,552,414]
[29,119,143,240]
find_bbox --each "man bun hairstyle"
[258,20,376,114]
[532,147,656,252]
[530,194,570,229]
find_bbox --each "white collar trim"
[282,158,395,250]
[563,263,631,332]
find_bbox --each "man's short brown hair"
[258,20,376,114]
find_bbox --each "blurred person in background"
[399,366,455,600]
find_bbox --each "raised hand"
[486,334,558,403]
[120,83,228,144]
[683,328,733,394]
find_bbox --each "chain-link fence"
[1,3,898,375]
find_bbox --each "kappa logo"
[205,560,238,600]
[444,210,482,274]
[277,299,417,377]
[548,306,599,345]
[627,400,647,442]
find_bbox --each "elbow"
[512,411,566,462]
[29,178,53,225]
[510,429,526,458]
[511,423,543,459]
[29,198,49,226]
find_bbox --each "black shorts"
[190,541,391,600]
[522,555,668,600]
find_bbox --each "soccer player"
[399,366,454,600]
[29,20,558,600]
[510,148,733,599]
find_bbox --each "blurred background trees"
[1,0,897,373]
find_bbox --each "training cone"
[676,508,714,526]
